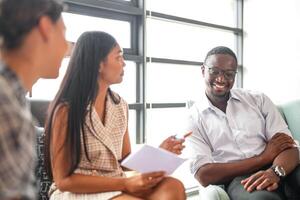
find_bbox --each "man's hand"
[261,132,294,162]
[241,169,280,192]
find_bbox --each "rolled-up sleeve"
[186,108,213,175]
[259,93,292,140]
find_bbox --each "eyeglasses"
[204,65,237,80]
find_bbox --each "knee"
[249,190,282,200]
[155,177,186,200]
[289,165,300,184]
[200,185,230,200]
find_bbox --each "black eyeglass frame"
[203,64,238,80]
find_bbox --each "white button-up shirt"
[187,89,293,175]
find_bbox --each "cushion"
[30,100,50,127]
[278,100,300,142]
[35,127,51,200]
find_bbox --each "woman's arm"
[51,106,126,193]
[121,128,131,159]
[51,106,165,194]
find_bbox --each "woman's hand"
[124,171,165,194]
[159,132,192,155]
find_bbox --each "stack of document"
[121,144,187,175]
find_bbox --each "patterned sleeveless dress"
[49,92,128,200]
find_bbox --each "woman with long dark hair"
[44,31,186,200]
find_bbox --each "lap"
[113,176,185,200]
[283,164,300,199]
[226,174,285,200]
[225,164,300,200]
[284,164,300,188]
[50,189,122,200]
[111,194,142,200]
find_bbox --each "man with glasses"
[187,46,300,200]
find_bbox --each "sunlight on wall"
[244,0,300,104]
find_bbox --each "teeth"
[214,84,225,89]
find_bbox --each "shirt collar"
[194,89,241,113]
[230,89,241,101]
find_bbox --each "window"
[63,12,131,48]
[31,58,69,100]
[30,1,142,152]
[147,63,204,103]
[32,60,136,101]
[145,0,242,190]
[30,0,243,191]
[146,0,237,27]
[145,0,242,136]
[146,107,190,146]
[147,19,236,62]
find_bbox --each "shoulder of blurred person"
[0,0,67,199]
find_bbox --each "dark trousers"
[225,165,300,200]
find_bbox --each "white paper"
[121,144,186,175]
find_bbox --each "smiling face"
[202,53,237,103]
[99,44,125,86]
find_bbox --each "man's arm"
[273,147,299,174]
[241,147,299,192]
[195,133,294,186]
[196,155,268,187]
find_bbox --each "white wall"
[243,0,300,104]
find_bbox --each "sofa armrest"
[278,100,300,142]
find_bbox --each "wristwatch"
[271,165,286,179]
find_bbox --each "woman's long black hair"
[44,31,120,179]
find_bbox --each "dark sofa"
[30,100,51,200]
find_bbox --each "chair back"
[278,100,300,142]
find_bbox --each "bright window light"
[147,18,235,61]
[147,63,204,103]
[147,0,236,27]
[62,12,131,48]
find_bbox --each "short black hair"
[204,46,238,64]
[0,0,65,50]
